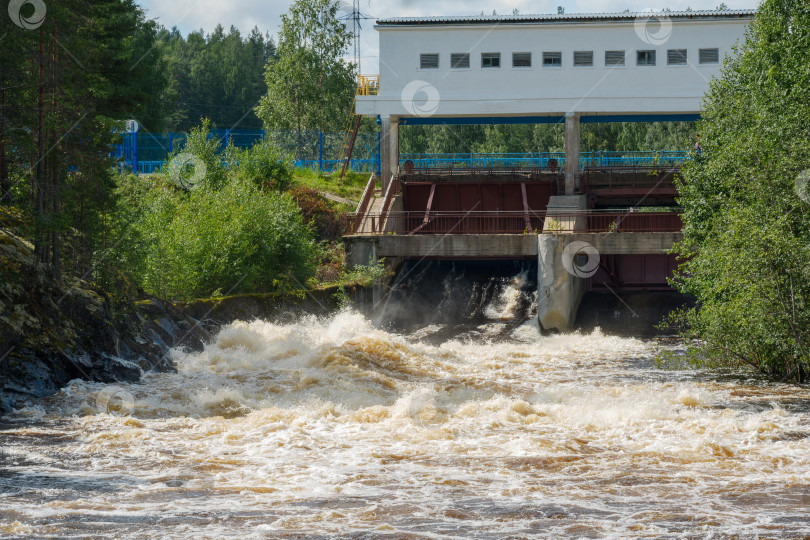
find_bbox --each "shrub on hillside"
[289,186,346,242]
[119,175,316,300]
[166,119,228,190]
[234,141,294,192]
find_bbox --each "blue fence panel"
[113,129,383,175]
[400,151,687,171]
[113,130,687,175]
[295,158,378,173]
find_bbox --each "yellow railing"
[356,75,379,96]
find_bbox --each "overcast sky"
[137,0,757,72]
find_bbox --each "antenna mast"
[352,0,361,73]
[340,0,372,74]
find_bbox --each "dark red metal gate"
[590,254,680,291]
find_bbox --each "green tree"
[119,175,317,300]
[0,0,166,276]
[399,121,693,156]
[256,0,355,157]
[669,0,810,381]
[156,25,274,131]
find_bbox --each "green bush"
[234,142,294,192]
[166,119,228,190]
[118,175,316,300]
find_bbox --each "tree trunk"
[0,86,9,205]
[35,31,46,264]
[296,90,302,160]
[50,29,60,275]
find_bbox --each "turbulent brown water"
[2,283,810,537]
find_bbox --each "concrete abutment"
[537,235,586,332]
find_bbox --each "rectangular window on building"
[637,50,656,66]
[481,52,501,68]
[450,53,470,69]
[543,52,562,67]
[699,48,720,64]
[667,49,687,65]
[420,53,439,69]
[605,50,625,66]
[573,51,593,66]
[512,52,532,67]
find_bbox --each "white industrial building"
[355,10,755,192]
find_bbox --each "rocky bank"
[0,220,366,413]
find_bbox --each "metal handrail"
[347,210,683,235]
[357,75,379,96]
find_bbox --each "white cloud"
[138,0,285,36]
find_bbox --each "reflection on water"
[2,310,810,538]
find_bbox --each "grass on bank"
[292,168,372,204]
[143,167,371,206]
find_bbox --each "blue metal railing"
[112,129,688,175]
[112,129,382,175]
[580,150,687,168]
[401,152,565,170]
[401,151,688,170]
[295,157,381,173]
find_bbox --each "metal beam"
[400,116,565,126]
[580,114,700,123]
[397,113,700,126]
[409,183,436,235]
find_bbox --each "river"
[2,272,810,538]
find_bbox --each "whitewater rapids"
[2,310,810,538]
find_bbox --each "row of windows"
[420,48,720,69]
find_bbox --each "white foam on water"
[2,309,810,538]
[484,270,529,320]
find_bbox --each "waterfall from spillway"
[374,260,538,339]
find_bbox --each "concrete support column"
[380,115,391,190]
[537,235,586,332]
[388,117,399,191]
[564,112,580,195]
[379,116,399,192]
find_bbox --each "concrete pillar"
[380,115,391,190]
[564,113,580,195]
[543,195,588,232]
[379,116,399,192]
[537,235,587,332]
[388,117,399,191]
